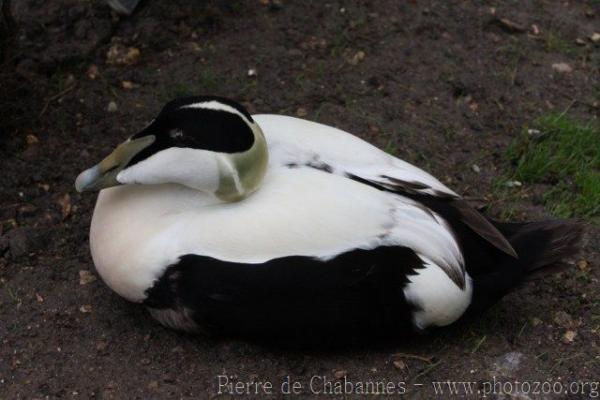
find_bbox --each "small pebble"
[87,65,99,79]
[552,63,573,73]
[333,370,347,379]
[495,17,526,33]
[527,128,544,139]
[57,193,72,218]
[563,330,577,343]
[577,259,589,271]
[79,305,92,313]
[79,270,97,285]
[106,44,140,65]
[107,101,118,112]
[296,107,308,117]
[348,50,366,65]
[554,310,574,329]
[26,134,39,145]
[393,360,406,370]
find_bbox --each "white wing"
[254,114,516,278]
[254,114,458,198]
[253,114,466,287]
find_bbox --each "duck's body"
[77,97,581,342]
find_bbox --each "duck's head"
[75,96,268,202]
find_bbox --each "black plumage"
[142,163,583,344]
[345,172,582,314]
[126,97,255,168]
[144,247,425,344]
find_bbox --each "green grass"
[383,138,397,155]
[504,114,600,220]
[544,31,582,56]
[495,39,526,86]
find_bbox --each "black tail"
[466,219,583,315]
[495,219,583,275]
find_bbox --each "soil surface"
[1,1,599,399]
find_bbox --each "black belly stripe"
[143,246,425,343]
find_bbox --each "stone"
[107,101,118,113]
[333,370,347,379]
[553,310,574,328]
[552,63,573,73]
[79,270,97,285]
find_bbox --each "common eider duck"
[75,96,581,342]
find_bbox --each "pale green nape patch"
[215,122,269,202]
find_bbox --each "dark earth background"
[1,1,599,399]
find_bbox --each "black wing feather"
[349,174,517,259]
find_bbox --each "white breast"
[90,168,463,305]
[90,168,385,301]
[89,114,468,324]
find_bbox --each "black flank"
[345,172,582,316]
[133,97,583,339]
[144,246,425,345]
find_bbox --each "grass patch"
[495,39,526,86]
[544,31,583,56]
[503,114,600,220]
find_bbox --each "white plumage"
[90,113,469,328]
[76,96,580,338]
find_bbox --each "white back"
[254,114,458,197]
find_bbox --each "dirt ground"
[1,1,599,399]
